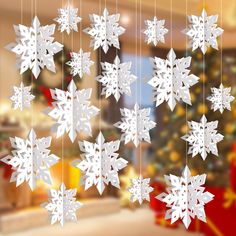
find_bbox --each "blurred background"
[0,0,236,235]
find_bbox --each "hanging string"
[155,0,157,17]
[61,0,65,184]
[170,0,172,49]
[203,0,205,114]
[20,0,23,85]
[80,0,82,50]
[220,0,223,110]
[139,0,142,177]
[185,0,188,166]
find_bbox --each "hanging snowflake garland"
[45,80,99,143]
[114,103,156,147]
[148,48,199,111]
[143,16,168,46]
[185,9,224,54]
[10,82,35,111]
[96,56,137,101]
[54,6,81,34]
[207,84,234,113]
[73,132,128,195]
[157,166,214,229]
[128,176,153,204]
[6,16,63,79]
[1,129,59,191]
[182,115,223,160]
[66,49,94,78]
[42,183,82,226]
[84,8,125,53]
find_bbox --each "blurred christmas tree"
[150,48,236,187]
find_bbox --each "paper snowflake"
[1,129,59,190]
[128,176,153,204]
[45,80,99,143]
[42,183,82,226]
[157,166,214,229]
[143,16,168,46]
[185,9,223,54]
[66,49,94,78]
[207,84,234,113]
[73,132,128,195]
[96,56,137,101]
[114,103,156,147]
[10,82,35,111]
[148,48,199,111]
[6,16,63,79]
[54,6,81,34]
[182,115,223,160]
[84,8,125,53]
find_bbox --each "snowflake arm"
[10,82,35,111]
[54,6,81,34]
[143,17,168,46]
[42,183,82,226]
[207,84,234,113]
[182,115,223,160]
[148,48,199,111]
[156,166,214,229]
[83,8,125,53]
[185,9,223,54]
[45,80,99,143]
[128,176,153,204]
[114,103,156,147]
[6,16,63,79]
[96,56,137,101]
[1,129,59,190]
[66,49,94,78]
[73,132,128,195]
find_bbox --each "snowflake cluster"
[182,115,224,160]
[66,49,94,78]
[148,48,199,111]
[74,132,128,195]
[128,176,153,204]
[185,9,224,54]
[45,80,99,143]
[10,82,35,111]
[54,6,81,34]
[84,8,125,53]
[42,183,82,226]
[96,56,137,101]
[114,103,156,147]
[1,129,59,190]
[143,16,168,46]
[207,84,234,113]
[6,16,63,79]
[157,166,214,228]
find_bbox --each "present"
[200,187,236,236]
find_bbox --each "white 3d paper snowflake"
[10,82,35,111]
[114,103,156,147]
[207,83,234,113]
[84,8,125,53]
[45,80,99,143]
[73,132,128,195]
[157,166,214,229]
[143,16,168,46]
[148,48,199,111]
[66,49,94,78]
[128,176,153,204]
[54,6,81,34]
[1,129,59,190]
[6,16,63,79]
[182,115,223,160]
[96,56,137,101]
[185,9,224,54]
[42,183,82,226]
